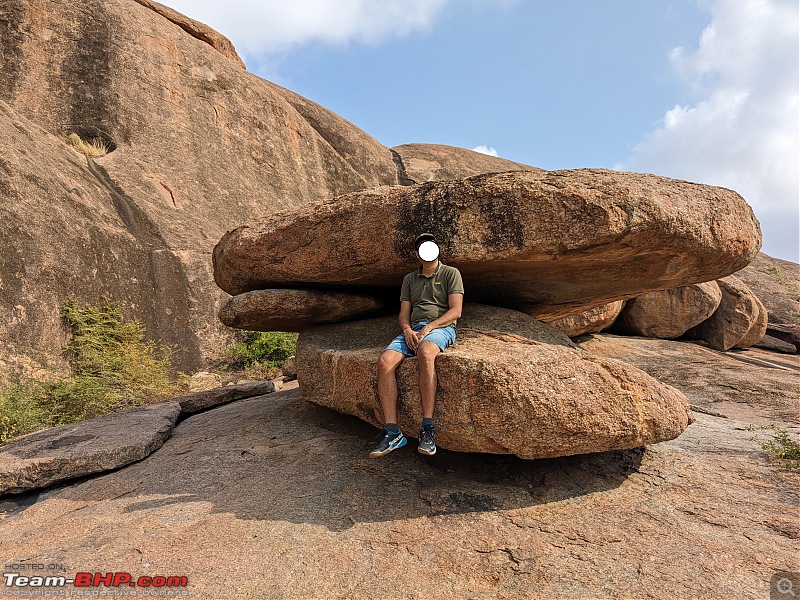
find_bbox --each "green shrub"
[0,297,177,443]
[760,426,800,470]
[231,331,298,369]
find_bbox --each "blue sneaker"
[418,424,436,456]
[369,428,407,458]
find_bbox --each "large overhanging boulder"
[214,169,761,322]
[296,304,693,459]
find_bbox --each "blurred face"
[417,240,440,262]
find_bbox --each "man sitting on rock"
[369,233,464,458]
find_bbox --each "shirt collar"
[417,260,443,277]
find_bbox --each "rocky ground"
[0,336,797,600]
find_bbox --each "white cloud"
[618,0,799,262]
[472,145,498,157]
[160,0,449,60]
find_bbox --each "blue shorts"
[385,321,457,357]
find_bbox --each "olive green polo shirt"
[400,261,464,327]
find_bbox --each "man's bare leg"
[416,341,441,419]
[377,349,406,424]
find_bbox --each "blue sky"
[163,0,798,262]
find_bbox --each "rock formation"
[734,252,800,327]
[219,289,384,331]
[297,304,693,459]
[392,143,541,183]
[213,169,761,322]
[545,301,625,337]
[734,293,768,349]
[0,0,403,370]
[0,381,275,494]
[0,401,180,494]
[0,378,795,599]
[0,0,776,375]
[616,282,723,339]
[686,276,764,350]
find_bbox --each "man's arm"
[417,293,463,339]
[399,300,412,331]
[399,300,420,350]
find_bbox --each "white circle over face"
[418,240,440,262]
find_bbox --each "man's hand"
[403,325,419,351]
[407,325,435,351]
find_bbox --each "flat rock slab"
[0,382,795,599]
[218,288,384,331]
[213,169,761,320]
[0,401,180,495]
[579,333,800,425]
[175,381,275,417]
[297,304,692,459]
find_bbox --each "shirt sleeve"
[445,267,464,295]
[400,274,412,302]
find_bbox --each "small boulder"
[296,304,693,459]
[617,282,722,339]
[686,276,761,351]
[753,335,797,354]
[187,371,222,393]
[545,301,625,337]
[765,323,800,352]
[282,356,297,379]
[735,294,768,349]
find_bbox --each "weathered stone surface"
[545,300,624,337]
[296,304,692,459]
[735,252,800,326]
[616,282,723,339]
[0,376,795,599]
[0,401,180,495]
[735,294,768,349]
[392,143,541,183]
[687,276,761,351]
[176,381,275,417]
[578,333,800,425]
[766,323,800,352]
[0,0,405,370]
[219,289,384,331]
[754,334,798,354]
[213,170,761,320]
[132,0,245,68]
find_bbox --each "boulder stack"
[211,166,769,457]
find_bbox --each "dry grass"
[67,132,109,158]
